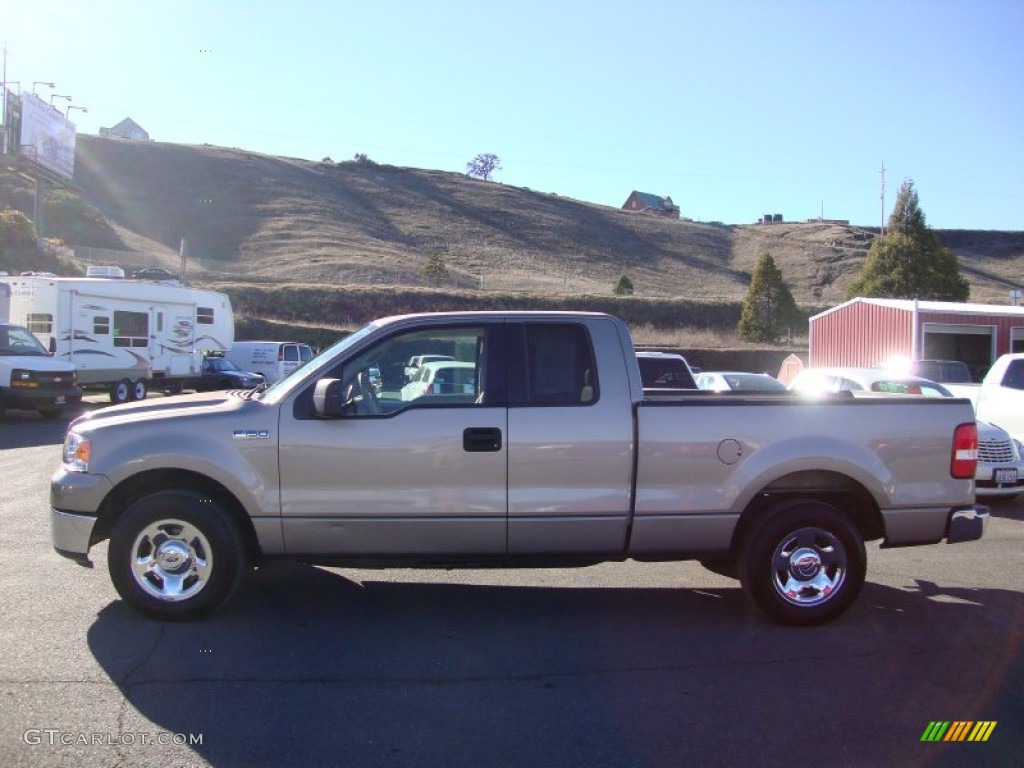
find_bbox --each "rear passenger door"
[505,321,635,555]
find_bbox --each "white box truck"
[4,275,233,403]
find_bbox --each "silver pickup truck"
[51,312,987,625]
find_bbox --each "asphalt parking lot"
[0,402,1021,768]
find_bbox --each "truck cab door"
[277,322,508,557]
[505,321,635,556]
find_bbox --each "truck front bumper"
[3,383,83,411]
[946,505,989,543]
[50,469,113,567]
[50,508,99,567]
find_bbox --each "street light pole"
[32,81,55,94]
[66,105,88,118]
[50,93,71,107]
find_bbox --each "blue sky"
[4,0,1022,229]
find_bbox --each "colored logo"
[921,721,996,742]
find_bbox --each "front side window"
[197,307,214,325]
[309,325,491,418]
[93,316,110,335]
[26,313,52,334]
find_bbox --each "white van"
[224,341,315,385]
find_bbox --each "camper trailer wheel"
[131,379,148,401]
[110,379,132,405]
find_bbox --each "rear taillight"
[951,422,978,479]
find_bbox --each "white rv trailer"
[4,275,233,403]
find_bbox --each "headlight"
[62,431,91,473]
[11,369,38,388]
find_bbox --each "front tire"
[110,379,131,404]
[739,500,866,626]
[108,490,245,620]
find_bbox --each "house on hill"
[621,191,680,218]
[99,118,150,141]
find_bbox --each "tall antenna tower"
[879,161,887,235]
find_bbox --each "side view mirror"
[312,378,359,418]
[313,378,343,417]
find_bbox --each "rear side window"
[284,345,299,362]
[1003,360,1024,390]
[514,323,597,406]
[638,356,697,389]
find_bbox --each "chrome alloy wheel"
[770,526,846,607]
[129,519,213,602]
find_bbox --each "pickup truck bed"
[50,312,987,626]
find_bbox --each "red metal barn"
[809,298,1024,378]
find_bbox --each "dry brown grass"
[629,323,808,349]
[71,135,1024,311]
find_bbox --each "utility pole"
[879,161,887,236]
[1,43,7,154]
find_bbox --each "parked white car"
[399,360,476,401]
[789,367,1024,498]
[695,371,786,392]
[403,354,455,381]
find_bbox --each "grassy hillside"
[47,134,1024,309]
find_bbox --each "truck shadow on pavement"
[86,561,1024,768]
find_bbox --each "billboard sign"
[19,94,76,179]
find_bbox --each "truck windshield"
[0,325,49,356]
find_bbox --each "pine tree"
[848,180,969,301]
[421,252,450,284]
[613,273,634,296]
[738,253,802,343]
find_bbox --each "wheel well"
[94,469,262,561]
[730,470,883,557]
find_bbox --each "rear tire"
[108,490,245,620]
[130,378,148,401]
[739,500,866,626]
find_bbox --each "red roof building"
[809,298,1024,378]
